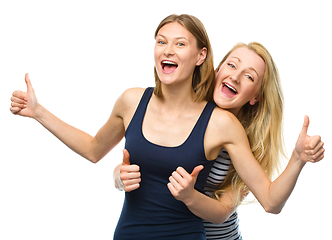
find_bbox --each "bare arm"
[168,112,324,222]
[168,165,241,224]
[222,115,324,213]
[10,74,141,163]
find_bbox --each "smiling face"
[154,22,207,88]
[213,47,266,116]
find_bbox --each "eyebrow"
[156,34,190,42]
[231,57,260,78]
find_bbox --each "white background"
[1,0,331,239]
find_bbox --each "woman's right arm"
[10,74,141,163]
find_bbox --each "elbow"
[89,159,99,164]
[88,156,102,164]
[264,205,282,214]
[210,213,234,225]
[212,218,227,225]
[84,153,102,164]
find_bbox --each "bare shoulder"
[209,107,242,134]
[114,87,146,129]
[119,87,146,107]
[114,88,145,114]
[205,106,246,159]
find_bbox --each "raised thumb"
[122,149,130,165]
[299,115,310,138]
[190,165,204,179]
[25,73,34,92]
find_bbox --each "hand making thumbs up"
[117,149,141,192]
[10,73,39,118]
[295,115,325,164]
[167,165,204,203]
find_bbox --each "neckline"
[141,100,210,149]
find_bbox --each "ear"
[196,47,207,66]
[249,95,260,105]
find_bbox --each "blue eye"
[177,42,184,46]
[227,63,235,69]
[157,40,165,44]
[246,75,254,81]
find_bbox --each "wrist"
[291,149,306,168]
[33,103,45,121]
[115,175,124,191]
[182,189,199,207]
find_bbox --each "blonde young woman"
[114,43,325,239]
[11,14,324,240]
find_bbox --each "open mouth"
[222,82,238,98]
[161,60,178,74]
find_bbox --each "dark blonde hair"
[215,42,285,206]
[153,14,215,102]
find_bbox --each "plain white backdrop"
[1,0,331,239]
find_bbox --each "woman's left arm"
[168,115,324,219]
[168,166,241,224]
[224,115,324,214]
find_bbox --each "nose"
[163,44,175,57]
[230,72,241,83]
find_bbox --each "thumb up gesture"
[118,149,141,192]
[167,165,204,204]
[295,116,325,163]
[10,73,39,118]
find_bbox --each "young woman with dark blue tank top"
[114,88,216,239]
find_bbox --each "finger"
[167,182,177,196]
[11,101,26,109]
[305,135,322,150]
[122,149,130,165]
[11,96,26,104]
[120,170,141,181]
[25,73,34,93]
[12,90,27,100]
[305,140,324,154]
[313,151,325,163]
[123,178,141,187]
[124,183,140,192]
[171,171,186,186]
[120,164,140,174]
[299,115,309,139]
[190,165,204,178]
[175,167,191,180]
[310,147,325,162]
[169,175,182,190]
[10,106,22,114]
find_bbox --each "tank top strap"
[186,101,217,148]
[125,87,154,137]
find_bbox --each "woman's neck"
[158,82,197,112]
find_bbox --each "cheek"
[214,72,225,87]
[241,85,260,101]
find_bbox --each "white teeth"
[162,60,177,65]
[225,83,237,93]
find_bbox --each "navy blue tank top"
[114,88,217,240]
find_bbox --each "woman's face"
[154,22,206,87]
[213,47,266,116]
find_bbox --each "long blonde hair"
[153,14,215,102]
[214,42,285,206]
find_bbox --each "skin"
[114,47,325,224]
[213,47,264,115]
[11,23,324,227]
